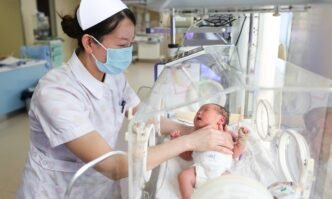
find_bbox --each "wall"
[20,0,79,61]
[54,0,80,60]
[20,0,38,46]
[0,0,24,57]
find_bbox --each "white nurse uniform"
[16,51,140,199]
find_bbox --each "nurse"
[17,0,233,198]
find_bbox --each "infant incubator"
[64,45,332,199]
[126,45,332,199]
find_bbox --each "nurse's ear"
[81,34,94,54]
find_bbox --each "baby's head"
[194,103,229,130]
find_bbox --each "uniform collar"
[68,51,105,99]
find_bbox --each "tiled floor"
[0,61,155,198]
[0,113,30,199]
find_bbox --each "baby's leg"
[178,167,196,199]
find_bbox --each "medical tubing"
[64,151,127,199]
[235,15,247,47]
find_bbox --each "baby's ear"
[217,116,225,130]
[218,116,225,125]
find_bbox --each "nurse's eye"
[119,43,132,48]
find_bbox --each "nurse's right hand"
[186,125,234,154]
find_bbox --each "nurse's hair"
[60,7,136,50]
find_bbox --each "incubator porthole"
[255,100,277,141]
[277,129,312,183]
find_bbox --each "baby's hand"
[170,130,181,139]
[238,127,249,144]
[232,127,249,160]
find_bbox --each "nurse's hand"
[186,125,234,154]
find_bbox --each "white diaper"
[193,151,233,188]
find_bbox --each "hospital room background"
[0,0,332,198]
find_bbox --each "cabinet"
[0,60,48,116]
[34,39,64,67]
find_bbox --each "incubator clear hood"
[64,45,332,199]
[133,45,243,120]
[127,44,332,199]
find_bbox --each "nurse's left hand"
[185,125,234,154]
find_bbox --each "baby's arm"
[170,130,193,161]
[232,127,249,159]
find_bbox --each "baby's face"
[194,104,224,129]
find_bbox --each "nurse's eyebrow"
[117,37,135,47]
[118,36,135,41]
[118,35,135,43]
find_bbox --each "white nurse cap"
[77,0,128,31]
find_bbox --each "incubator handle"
[64,151,127,199]
[142,124,156,181]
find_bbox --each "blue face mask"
[91,36,133,75]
